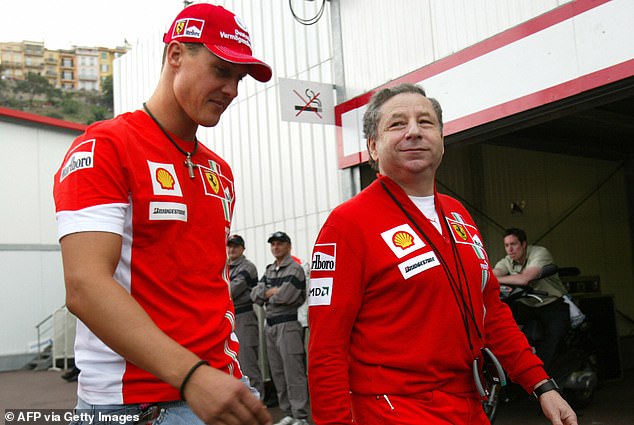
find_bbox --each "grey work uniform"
[229,254,263,398]
[251,255,309,420]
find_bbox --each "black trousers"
[511,298,570,375]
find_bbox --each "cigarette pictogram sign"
[279,78,334,125]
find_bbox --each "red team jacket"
[308,175,547,424]
[53,111,239,404]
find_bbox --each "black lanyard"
[380,181,483,351]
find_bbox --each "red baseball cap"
[163,3,272,82]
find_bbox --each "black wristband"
[179,360,209,401]
[532,378,560,399]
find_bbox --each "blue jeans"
[70,376,256,424]
[71,398,204,425]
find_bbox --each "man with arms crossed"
[54,4,272,424]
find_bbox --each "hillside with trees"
[0,66,114,124]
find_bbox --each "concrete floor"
[1,368,632,424]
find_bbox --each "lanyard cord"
[443,214,483,342]
[380,181,483,351]
[142,102,198,158]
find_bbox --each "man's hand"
[264,287,281,299]
[538,391,578,425]
[184,365,272,425]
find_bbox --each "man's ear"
[368,138,378,162]
[165,41,184,67]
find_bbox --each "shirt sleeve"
[493,257,510,274]
[53,130,130,240]
[269,264,306,306]
[525,246,554,268]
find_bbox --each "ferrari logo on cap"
[175,21,185,36]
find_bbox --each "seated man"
[493,228,570,375]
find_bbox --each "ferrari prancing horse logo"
[452,223,468,241]
[204,171,220,194]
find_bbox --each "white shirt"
[409,195,442,234]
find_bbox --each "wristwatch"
[532,378,561,399]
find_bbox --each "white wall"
[0,118,77,360]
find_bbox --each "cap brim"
[207,44,272,82]
[268,237,290,243]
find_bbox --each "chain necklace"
[143,102,198,178]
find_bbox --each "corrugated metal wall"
[338,0,572,99]
[114,0,340,269]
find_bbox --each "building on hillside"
[0,40,128,91]
[98,46,127,83]
[43,49,60,87]
[58,49,76,90]
[23,41,44,77]
[0,41,26,80]
[75,47,99,91]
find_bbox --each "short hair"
[363,83,444,171]
[504,228,527,243]
[161,42,204,66]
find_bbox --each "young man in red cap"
[54,3,272,425]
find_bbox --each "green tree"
[0,64,8,104]
[14,72,53,107]
[61,97,80,115]
[101,75,114,108]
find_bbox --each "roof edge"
[0,106,88,132]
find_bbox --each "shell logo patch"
[148,161,182,197]
[452,223,468,241]
[156,167,175,190]
[381,224,425,258]
[392,231,414,249]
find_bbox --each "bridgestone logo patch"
[149,202,187,222]
[398,251,440,280]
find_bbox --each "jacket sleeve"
[308,220,364,424]
[483,268,549,392]
[250,276,269,306]
[230,266,250,300]
[269,265,306,307]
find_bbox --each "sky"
[0,0,187,50]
